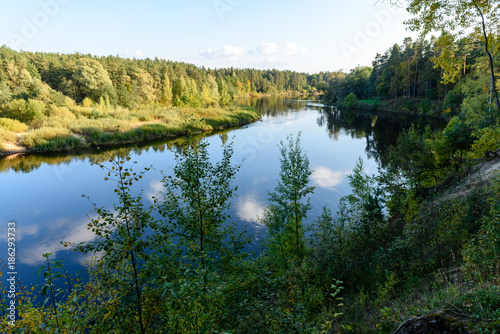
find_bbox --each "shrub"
[0,117,28,132]
[46,105,76,120]
[344,93,358,109]
[31,116,73,130]
[21,127,72,148]
[0,128,17,143]
[443,88,463,115]
[469,125,500,158]
[30,136,87,153]
[82,97,93,107]
[70,118,133,135]
[418,98,431,114]
[136,123,169,140]
[68,106,93,118]
[1,99,45,123]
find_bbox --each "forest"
[0,46,319,154]
[1,0,500,333]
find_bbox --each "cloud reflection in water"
[311,166,347,190]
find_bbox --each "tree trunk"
[474,0,500,113]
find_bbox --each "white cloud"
[145,179,164,203]
[311,167,347,189]
[16,224,39,242]
[199,45,245,61]
[236,194,265,223]
[257,42,281,55]
[20,216,99,266]
[134,50,143,56]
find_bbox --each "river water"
[0,97,446,286]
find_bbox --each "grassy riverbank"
[0,104,260,156]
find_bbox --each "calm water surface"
[0,97,446,286]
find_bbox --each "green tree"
[71,58,115,103]
[158,139,242,274]
[73,157,153,334]
[160,72,172,107]
[406,0,500,112]
[1,98,45,123]
[172,76,189,107]
[344,92,358,109]
[217,78,231,106]
[263,133,315,266]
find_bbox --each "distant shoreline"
[0,105,260,157]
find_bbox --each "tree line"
[0,45,321,112]
[323,25,499,120]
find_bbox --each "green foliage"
[0,116,28,133]
[21,127,71,147]
[463,174,500,283]
[383,125,437,191]
[71,58,116,103]
[0,81,12,105]
[435,115,475,161]
[344,92,358,109]
[470,125,500,158]
[73,156,153,334]
[1,99,45,123]
[443,86,463,115]
[418,98,432,114]
[158,139,245,272]
[0,129,17,145]
[263,133,315,267]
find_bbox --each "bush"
[31,116,73,130]
[344,93,358,109]
[46,105,76,120]
[462,175,500,282]
[68,106,93,118]
[70,118,133,135]
[469,125,500,158]
[418,98,431,114]
[31,136,87,153]
[0,128,17,143]
[443,87,463,115]
[21,127,72,148]
[1,99,45,123]
[0,117,28,132]
[82,97,93,107]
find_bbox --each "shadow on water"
[0,98,446,175]
[0,127,237,174]
[316,107,447,165]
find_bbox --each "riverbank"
[330,97,449,119]
[0,105,260,157]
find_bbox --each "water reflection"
[0,98,447,287]
[236,194,266,224]
[20,215,98,266]
[311,167,347,190]
[316,107,446,163]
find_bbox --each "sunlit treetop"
[404,0,500,36]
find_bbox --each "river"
[0,97,446,287]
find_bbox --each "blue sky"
[0,0,419,73]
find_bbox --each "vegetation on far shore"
[0,104,260,155]
[0,46,323,155]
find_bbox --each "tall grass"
[70,118,133,135]
[21,127,86,152]
[0,118,28,132]
[0,128,18,143]
[1,104,259,154]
